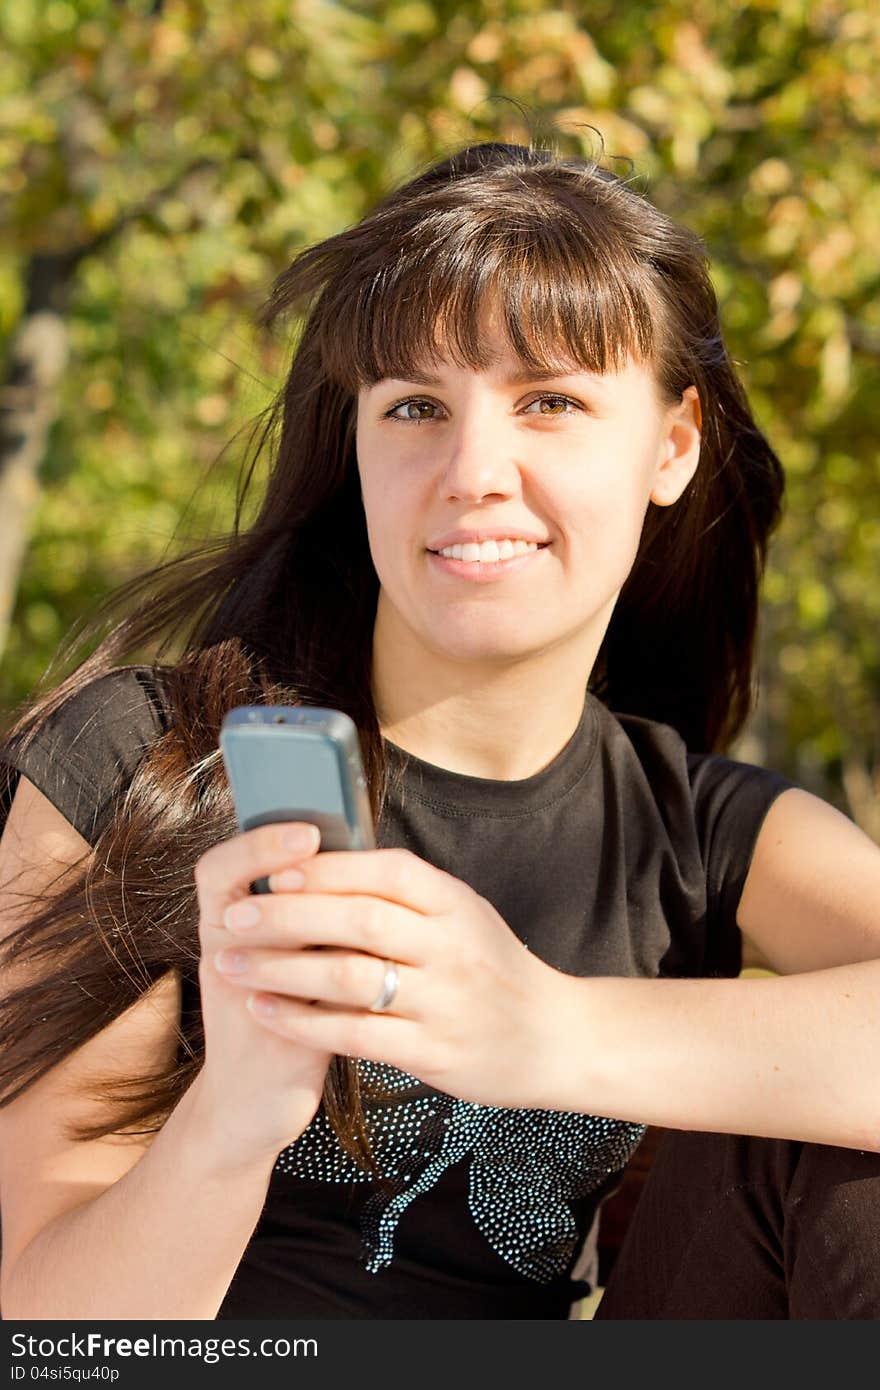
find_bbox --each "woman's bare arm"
[541,959,880,1149]
[2,1066,277,1320]
[0,777,285,1320]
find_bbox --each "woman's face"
[355,305,700,676]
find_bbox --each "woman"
[0,140,878,1321]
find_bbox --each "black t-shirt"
[0,666,797,1319]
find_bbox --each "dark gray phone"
[219,706,375,892]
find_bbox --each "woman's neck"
[371,632,597,783]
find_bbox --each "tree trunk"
[0,253,74,662]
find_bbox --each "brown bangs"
[319,182,660,394]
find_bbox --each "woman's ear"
[650,385,702,507]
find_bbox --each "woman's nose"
[438,415,522,501]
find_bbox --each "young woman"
[0,140,878,1321]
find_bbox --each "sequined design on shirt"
[273,1060,646,1283]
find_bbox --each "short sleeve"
[686,752,799,975]
[0,666,170,848]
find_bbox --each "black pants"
[593,1129,880,1319]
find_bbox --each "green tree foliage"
[1,0,877,831]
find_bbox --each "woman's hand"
[191,821,333,1168]
[212,843,571,1111]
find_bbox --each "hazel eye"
[523,395,581,416]
[385,398,441,423]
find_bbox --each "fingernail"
[248,993,277,1018]
[215,948,248,974]
[282,825,320,855]
[224,901,261,930]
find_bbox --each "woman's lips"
[426,544,551,582]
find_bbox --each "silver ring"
[368,959,399,1013]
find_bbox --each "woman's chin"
[425,631,548,667]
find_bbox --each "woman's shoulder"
[593,696,798,866]
[6,664,173,772]
[0,664,174,848]
[595,697,795,804]
[594,699,800,976]
[601,698,798,908]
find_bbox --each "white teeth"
[437,540,541,562]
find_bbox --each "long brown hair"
[0,137,784,1166]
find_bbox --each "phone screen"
[222,730,345,830]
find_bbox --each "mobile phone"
[219,705,376,892]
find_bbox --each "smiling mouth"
[425,542,550,564]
